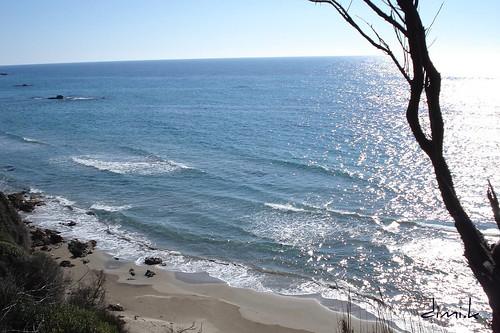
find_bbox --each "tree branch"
[383,0,406,24]
[488,180,500,230]
[309,0,411,82]
[362,0,408,36]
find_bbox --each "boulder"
[7,192,44,213]
[107,303,124,311]
[144,270,156,278]
[144,257,162,265]
[61,221,77,227]
[59,260,74,267]
[30,228,46,247]
[46,229,63,244]
[67,239,96,258]
[30,228,63,247]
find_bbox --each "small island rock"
[48,95,64,100]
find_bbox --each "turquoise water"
[0,57,498,331]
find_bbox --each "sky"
[0,0,499,75]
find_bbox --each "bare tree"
[308,0,500,330]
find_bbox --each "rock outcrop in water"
[144,257,162,265]
[7,191,44,213]
[48,95,64,100]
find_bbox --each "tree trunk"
[309,0,500,329]
[493,311,500,332]
[398,1,500,330]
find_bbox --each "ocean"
[0,57,498,332]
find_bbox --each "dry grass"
[337,293,447,333]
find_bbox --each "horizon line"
[0,54,383,67]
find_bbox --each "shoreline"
[8,190,394,333]
[45,241,383,333]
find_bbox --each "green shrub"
[68,270,106,309]
[10,252,66,304]
[0,191,126,333]
[40,304,124,333]
[0,192,30,248]
[0,252,67,332]
[0,302,124,333]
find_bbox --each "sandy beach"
[40,241,383,333]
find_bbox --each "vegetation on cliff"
[0,192,126,333]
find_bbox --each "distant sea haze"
[0,57,498,332]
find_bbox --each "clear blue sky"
[0,0,499,74]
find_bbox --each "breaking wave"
[264,202,306,213]
[90,203,133,212]
[71,156,191,175]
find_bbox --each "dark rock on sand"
[129,268,136,276]
[68,239,96,258]
[47,229,63,243]
[59,260,74,268]
[145,270,156,278]
[107,303,124,311]
[144,257,162,265]
[48,95,64,100]
[30,228,63,247]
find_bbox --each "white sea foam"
[72,156,190,175]
[29,187,44,194]
[3,131,46,145]
[251,208,332,248]
[22,137,43,144]
[66,96,98,100]
[22,189,414,330]
[90,203,133,212]
[53,195,76,206]
[23,190,269,293]
[264,202,306,212]
[22,193,149,259]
